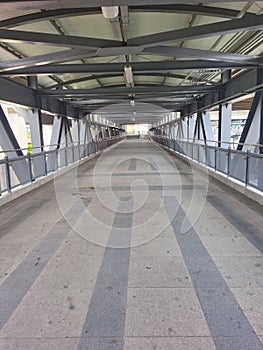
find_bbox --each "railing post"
[245,150,249,187]
[44,152,48,176]
[215,148,217,171]
[27,153,33,182]
[64,147,68,166]
[71,144,74,163]
[227,148,231,177]
[4,156,11,193]
[56,149,59,170]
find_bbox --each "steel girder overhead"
[0,1,261,125]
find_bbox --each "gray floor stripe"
[77,197,133,350]
[0,198,51,239]
[128,158,137,171]
[164,196,262,350]
[0,199,88,330]
[79,171,194,177]
[147,156,159,171]
[105,158,120,172]
[79,185,206,192]
[207,195,263,254]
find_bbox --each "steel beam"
[130,5,253,19]
[188,115,196,141]
[218,103,232,148]
[128,14,263,47]
[0,105,30,184]
[0,5,249,29]
[185,69,263,117]
[79,120,86,144]
[144,46,259,64]
[0,28,121,49]
[60,117,72,147]
[260,91,263,154]
[237,92,261,151]
[0,105,23,156]
[72,119,80,144]
[27,109,44,152]
[0,1,256,12]
[0,77,35,107]
[0,49,97,72]
[4,60,260,76]
[37,85,222,97]
[201,111,214,145]
[49,115,62,150]
[48,72,215,89]
[27,108,46,176]
[0,8,101,28]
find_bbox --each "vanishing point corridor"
[0,139,262,350]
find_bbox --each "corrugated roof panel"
[49,73,84,84]
[0,9,37,22]
[132,55,172,62]
[38,76,55,87]
[85,57,120,64]
[16,21,60,34]
[71,80,101,89]
[209,2,262,14]
[192,15,227,27]
[101,76,125,86]
[0,46,19,62]
[129,12,189,38]
[162,77,184,86]
[134,76,164,85]
[5,43,66,58]
[59,15,115,40]
[183,36,224,51]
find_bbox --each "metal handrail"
[0,136,122,154]
[154,136,263,149]
[153,136,263,193]
[0,136,125,196]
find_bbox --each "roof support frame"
[0,68,261,119]
[2,60,261,76]
[36,85,222,97]
[47,72,216,89]
[0,28,122,49]
[0,5,251,29]
[0,1,256,11]
[128,13,263,47]
[0,13,261,52]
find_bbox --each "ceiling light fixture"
[101,6,119,19]
[130,99,135,107]
[124,65,134,85]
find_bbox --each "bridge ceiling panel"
[14,21,61,34]
[56,15,116,40]
[0,1,261,124]
[128,12,190,38]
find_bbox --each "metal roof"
[0,1,262,124]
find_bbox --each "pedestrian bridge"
[0,138,262,350]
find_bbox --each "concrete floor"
[0,139,263,350]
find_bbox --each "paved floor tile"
[130,236,181,257]
[124,337,216,350]
[0,288,93,338]
[0,139,262,349]
[128,257,192,288]
[214,256,263,288]
[230,287,263,335]
[0,338,79,350]
[125,288,211,337]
